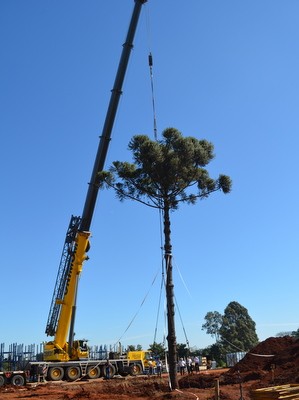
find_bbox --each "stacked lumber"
[251,385,299,400]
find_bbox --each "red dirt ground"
[1,336,298,400]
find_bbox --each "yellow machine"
[43,0,147,367]
[44,225,90,361]
[127,351,156,373]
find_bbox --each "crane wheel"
[129,363,143,376]
[66,366,81,381]
[48,367,64,381]
[87,365,101,379]
[102,364,116,378]
[11,374,25,386]
[0,375,6,387]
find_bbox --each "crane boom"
[44,0,147,362]
[80,0,146,232]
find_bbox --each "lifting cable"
[146,8,191,356]
[113,268,160,348]
[145,4,158,140]
[145,3,167,347]
[145,10,188,391]
[152,210,166,344]
[165,256,191,350]
[174,293,190,350]
[174,263,194,352]
[113,6,164,351]
[148,52,158,140]
[153,264,164,344]
[173,257,193,299]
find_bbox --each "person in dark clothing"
[105,359,112,379]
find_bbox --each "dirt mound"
[179,336,299,390]
[179,369,226,389]
[223,336,299,386]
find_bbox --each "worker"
[105,359,112,379]
[30,364,38,382]
[148,358,154,375]
[186,356,193,375]
[194,356,200,373]
[156,358,162,378]
[178,358,186,375]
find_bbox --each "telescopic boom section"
[80,0,147,232]
[44,0,147,362]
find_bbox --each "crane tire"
[66,366,81,381]
[102,364,116,378]
[87,365,101,379]
[11,374,25,386]
[47,367,64,381]
[130,363,143,376]
[0,375,6,387]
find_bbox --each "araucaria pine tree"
[99,127,232,390]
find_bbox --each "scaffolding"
[0,343,44,371]
[0,342,122,371]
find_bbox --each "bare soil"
[1,336,298,400]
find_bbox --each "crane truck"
[29,0,151,382]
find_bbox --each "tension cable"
[148,52,158,140]
[114,268,159,348]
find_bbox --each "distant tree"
[202,301,259,355]
[188,346,200,356]
[127,344,143,351]
[148,342,167,359]
[220,301,259,353]
[99,128,232,389]
[201,342,226,366]
[291,328,299,338]
[276,331,292,337]
[202,311,223,342]
[177,343,189,359]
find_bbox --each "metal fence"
[0,342,121,371]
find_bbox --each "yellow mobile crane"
[31,0,149,381]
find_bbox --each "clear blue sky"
[1,0,299,353]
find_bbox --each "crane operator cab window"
[74,340,88,351]
[79,340,88,351]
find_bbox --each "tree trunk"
[163,203,178,390]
